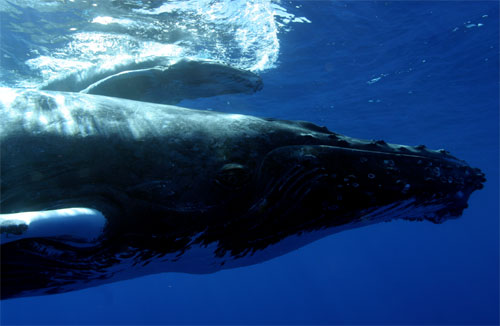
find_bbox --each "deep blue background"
[1,1,499,324]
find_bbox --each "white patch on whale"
[0,208,106,245]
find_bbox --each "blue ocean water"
[0,0,498,324]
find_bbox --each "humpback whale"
[0,88,485,299]
[40,59,263,105]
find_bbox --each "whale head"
[196,120,485,257]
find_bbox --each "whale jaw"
[200,144,485,259]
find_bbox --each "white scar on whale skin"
[0,208,106,245]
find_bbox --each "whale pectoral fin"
[81,59,263,104]
[0,208,107,246]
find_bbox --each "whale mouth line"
[274,144,484,184]
[296,144,468,166]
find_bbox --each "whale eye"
[215,163,251,190]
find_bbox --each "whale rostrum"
[0,88,485,299]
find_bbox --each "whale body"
[0,88,485,299]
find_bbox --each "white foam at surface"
[0,87,18,108]
[0,208,107,245]
[92,16,135,26]
[3,0,311,88]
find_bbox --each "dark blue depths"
[1,1,499,324]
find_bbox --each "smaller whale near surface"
[0,88,485,299]
[40,59,263,105]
